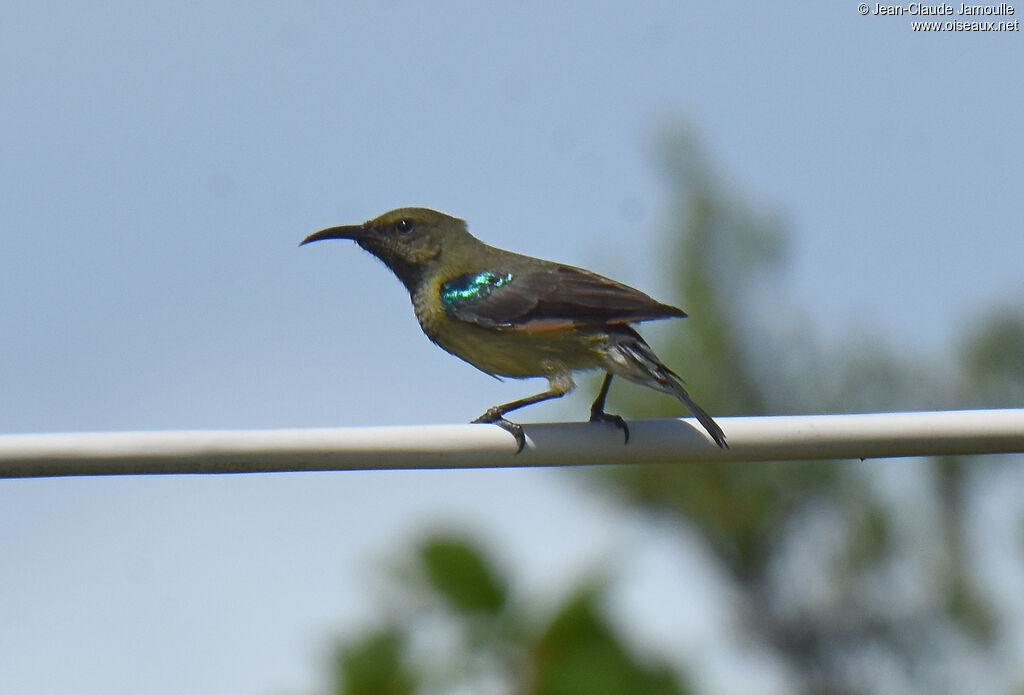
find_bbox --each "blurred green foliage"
[333,629,413,695]
[328,535,692,695]
[311,130,1023,695]
[419,536,507,615]
[530,588,688,695]
[961,308,1024,406]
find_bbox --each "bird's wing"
[441,265,686,331]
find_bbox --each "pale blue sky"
[1,3,1021,694]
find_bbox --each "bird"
[300,207,727,453]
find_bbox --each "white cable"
[1,409,1022,478]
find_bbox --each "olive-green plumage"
[301,207,726,452]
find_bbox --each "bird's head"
[301,207,475,291]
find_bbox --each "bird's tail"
[604,328,728,448]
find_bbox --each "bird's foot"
[589,407,630,445]
[472,410,526,454]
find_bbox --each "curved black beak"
[299,224,367,247]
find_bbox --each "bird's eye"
[395,218,414,233]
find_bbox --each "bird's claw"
[472,412,526,454]
[589,409,630,444]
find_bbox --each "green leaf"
[335,629,413,695]
[419,536,506,615]
[530,587,691,695]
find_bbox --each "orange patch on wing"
[506,318,579,333]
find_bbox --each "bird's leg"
[473,377,572,453]
[589,372,629,444]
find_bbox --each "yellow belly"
[431,318,607,377]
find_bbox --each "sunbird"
[301,207,727,452]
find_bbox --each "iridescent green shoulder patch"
[440,271,514,309]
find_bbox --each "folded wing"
[441,265,686,331]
